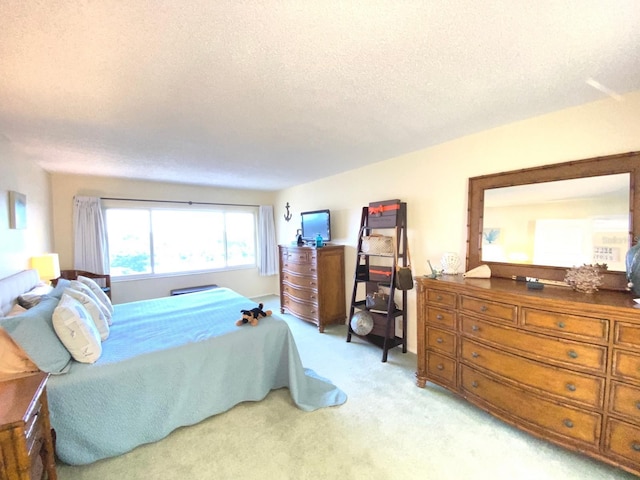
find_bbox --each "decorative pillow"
[49,278,72,299]
[17,283,54,309]
[64,288,110,341]
[53,294,102,363]
[70,280,112,325]
[77,275,113,313]
[0,328,39,380]
[0,296,71,373]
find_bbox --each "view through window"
[105,207,256,277]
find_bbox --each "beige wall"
[50,174,279,303]
[275,90,640,354]
[0,138,53,278]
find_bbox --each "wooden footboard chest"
[416,275,640,477]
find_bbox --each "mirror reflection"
[482,173,630,271]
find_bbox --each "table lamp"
[30,254,61,284]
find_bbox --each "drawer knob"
[436,363,444,370]
[480,305,488,312]
[471,352,479,358]
[436,337,444,343]
[567,350,579,359]
[566,383,576,392]
[471,381,479,388]
[557,321,566,328]
[632,443,640,452]
[436,314,444,320]
[437,295,443,301]
[472,325,479,332]
[563,419,574,428]
[636,401,640,410]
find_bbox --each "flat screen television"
[300,209,331,242]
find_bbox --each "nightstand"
[0,372,57,480]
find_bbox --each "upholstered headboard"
[0,269,40,316]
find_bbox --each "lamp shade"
[31,254,61,281]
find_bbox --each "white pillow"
[77,275,113,313]
[53,294,102,363]
[69,280,112,325]
[64,288,110,341]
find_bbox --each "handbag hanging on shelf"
[394,229,414,291]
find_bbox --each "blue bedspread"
[47,288,347,465]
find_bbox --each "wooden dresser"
[416,275,640,477]
[279,244,346,332]
[0,372,57,480]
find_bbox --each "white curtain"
[73,196,110,274]
[258,205,278,276]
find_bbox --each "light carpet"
[56,295,635,480]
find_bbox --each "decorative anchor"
[284,202,292,222]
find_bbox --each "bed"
[0,270,347,465]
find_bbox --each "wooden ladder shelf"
[346,201,408,362]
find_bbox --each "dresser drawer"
[615,322,640,348]
[281,248,316,264]
[282,261,318,277]
[281,272,319,291]
[613,349,640,383]
[522,308,608,342]
[609,381,640,419]
[426,307,456,330]
[461,316,607,373]
[426,327,456,356]
[605,418,640,466]
[461,365,601,447]
[460,338,604,409]
[426,351,456,388]
[460,295,517,324]
[282,296,319,322]
[282,284,318,305]
[427,289,456,308]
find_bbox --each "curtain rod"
[100,197,260,208]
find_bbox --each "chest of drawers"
[278,245,346,332]
[0,372,57,480]
[416,275,640,477]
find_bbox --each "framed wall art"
[9,191,26,229]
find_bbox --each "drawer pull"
[471,381,479,388]
[436,364,444,370]
[636,401,640,410]
[563,419,574,428]
[471,352,479,358]
[567,350,579,359]
[436,314,444,320]
[480,305,488,312]
[471,325,479,332]
[557,321,566,328]
[436,337,444,343]
[436,295,443,301]
[566,383,576,392]
[632,443,640,452]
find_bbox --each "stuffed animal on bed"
[236,303,272,326]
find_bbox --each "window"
[105,206,256,277]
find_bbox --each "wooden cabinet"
[416,275,640,477]
[0,373,57,480]
[279,245,346,332]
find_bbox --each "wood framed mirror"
[466,151,640,291]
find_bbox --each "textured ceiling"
[1,1,639,190]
